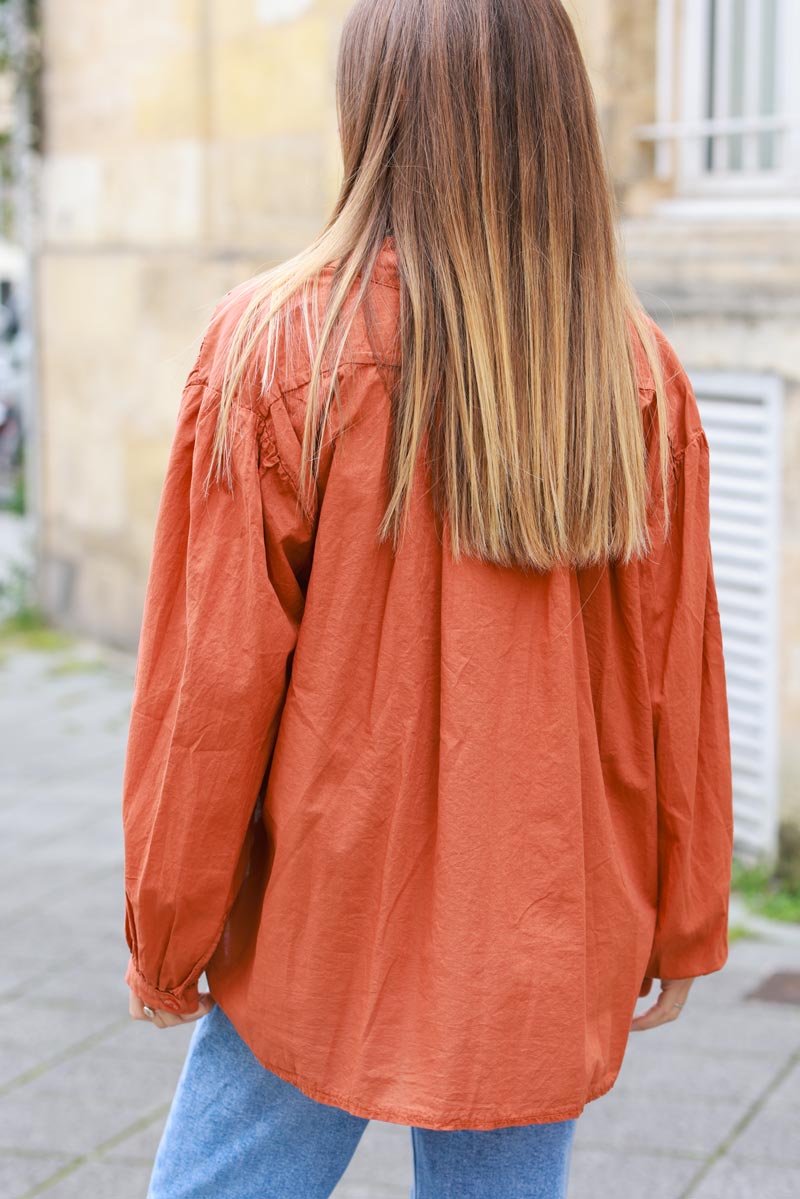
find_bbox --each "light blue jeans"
[147,1003,578,1199]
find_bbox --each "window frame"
[640,0,800,203]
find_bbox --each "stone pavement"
[1,573,799,1196]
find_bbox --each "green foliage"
[6,468,25,513]
[0,555,74,652]
[0,605,74,651]
[47,653,108,677]
[2,441,26,513]
[732,824,800,924]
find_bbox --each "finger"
[176,993,215,1024]
[631,1007,678,1030]
[158,993,213,1027]
[129,991,146,1020]
[630,1001,666,1031]
[129,991,163,1023]
[130,986,215,1028]
[133,1000,171,1029]
[147,992,215,1029]
[631,987,687,1031]
[152,1010,183,1029]
[130,992,164,1021]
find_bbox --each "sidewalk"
[1,604,799,1198]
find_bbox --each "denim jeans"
[147,1003,578,1199]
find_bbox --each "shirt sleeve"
[122,367,315,1014]
[638,420,735,995]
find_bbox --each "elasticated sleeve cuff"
[125,955,201,1015]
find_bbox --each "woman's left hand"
[630,976,694,1030]
[129,987,215,1029]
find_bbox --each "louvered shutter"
[690,371,783,859]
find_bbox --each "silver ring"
[672,1002,684,1009]
[143,1004,157,1019]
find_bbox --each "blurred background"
[0,2,798,1198]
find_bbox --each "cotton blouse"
[122,237,734,1131]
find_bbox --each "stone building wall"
[36,0,349,646]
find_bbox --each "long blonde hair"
[208,0,671,572]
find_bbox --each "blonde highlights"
[208,0,671,572]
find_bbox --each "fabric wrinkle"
[122,238,734,1129]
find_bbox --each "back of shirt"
[122,241,734,1130]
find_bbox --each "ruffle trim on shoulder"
[254,404,282,477]
[253,399,318,527]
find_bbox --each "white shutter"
[690,370,783,859]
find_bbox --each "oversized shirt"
[122,238,734,1131]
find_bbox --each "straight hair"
[207,0,671,572]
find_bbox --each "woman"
[122,0,734,1196]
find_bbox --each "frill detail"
[254,403,282,477]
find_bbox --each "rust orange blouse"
[122,239,734,1131]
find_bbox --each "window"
[691,370,783,858]
[640,0,800,199]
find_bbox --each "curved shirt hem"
[213,996,618,1131]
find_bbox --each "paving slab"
[612,1042,781,1099]
[330,1122,414,1197]
[15,1159,155,1199]
[100,1117,177,1168]
[0,1152,73,1197]
[691,1160,800,1199]
[0,1046,181,1157]
[567,1146,700,1199]
[575,1088,748,1158]
[721,1085,800,1166]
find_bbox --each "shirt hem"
[213,996,618,1131]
